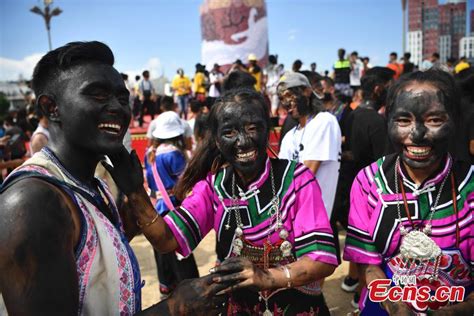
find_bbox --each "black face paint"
[54,63,131,155]
[279,88,310,120]
[388,88,453,169]
[216,102,268,181]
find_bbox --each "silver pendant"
[263,309,273,316]
[422,224,432,235]
[280,240,292,257]
[225,224,230,230]
[399,225,408,236]
[235,226,243,237]
[232,238,243,256]
[400,230,441,260]
[279,228,289,240]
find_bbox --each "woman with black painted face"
[114,88,339,315]
[343,70,474,315]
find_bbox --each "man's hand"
[102,147,144,195]
[166,275,229,316]
[210,257,273,292]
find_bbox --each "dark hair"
[142,70,150,77]
[386,70,459,120]
[160,96,175,111]
[148,135,186,166]
[269,55,277,64]
[361,67,395,100]
[351,51,358,57]
[32,41,114,96]
[135,75,140,81]
[292,59,302,70]
[300,70,323,86]
[189,99,202,114]
[390,52,398,58]
[223,71,256,91]
[455,67,474,101]
[121,73,128,80]
[338,48,346,56]
[362,57,370,62]
[175,88,269,200]
[404,52,411,59]
[432,52,440,59]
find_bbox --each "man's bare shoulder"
[0,177,78,259]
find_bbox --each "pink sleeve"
[292,166,339,266]
[343,169,382,265]
[164,176,214,257]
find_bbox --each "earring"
[48,105,61,123]
[38,94,61,123]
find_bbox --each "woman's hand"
[210,257,274,292]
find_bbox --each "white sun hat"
[152,111,185,139]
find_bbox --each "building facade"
[407,0,467,65]
[460,36,474,59]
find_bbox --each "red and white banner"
[200,0,269,71]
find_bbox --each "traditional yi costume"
[344,153,473,314]
[164,158,339,315]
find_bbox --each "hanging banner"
[200,0,268,71]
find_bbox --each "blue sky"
[0,0,472,81]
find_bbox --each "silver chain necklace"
[221,165,292,316]
[394,156,448,280]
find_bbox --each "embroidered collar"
[397,154,452,194]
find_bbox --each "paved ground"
[131,230,355,316]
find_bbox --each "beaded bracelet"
[136,213,159,229]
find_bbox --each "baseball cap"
[248,53,257,61]
[152,111,184,139]
[277,72,311,91]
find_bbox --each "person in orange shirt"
[386,52,403,79]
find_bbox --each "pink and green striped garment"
[164,158,339,266]
[343,154,473,314]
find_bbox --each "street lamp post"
[30,0,62,51]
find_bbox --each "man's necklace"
[292,115,315,160]
[394,156,449,280]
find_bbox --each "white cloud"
[287,29,298,42]
[122,57,163,80]
[0,53,45,81]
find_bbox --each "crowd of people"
[0,40,473,316]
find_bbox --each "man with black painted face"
[0,41,230,316]
[114,88,339,315]
[344,70,474,315]
[278,72,341,221]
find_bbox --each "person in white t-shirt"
[277,72,341,219]
[208,63,224,102]
[263,55,282,117]
[349,51,363,93]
